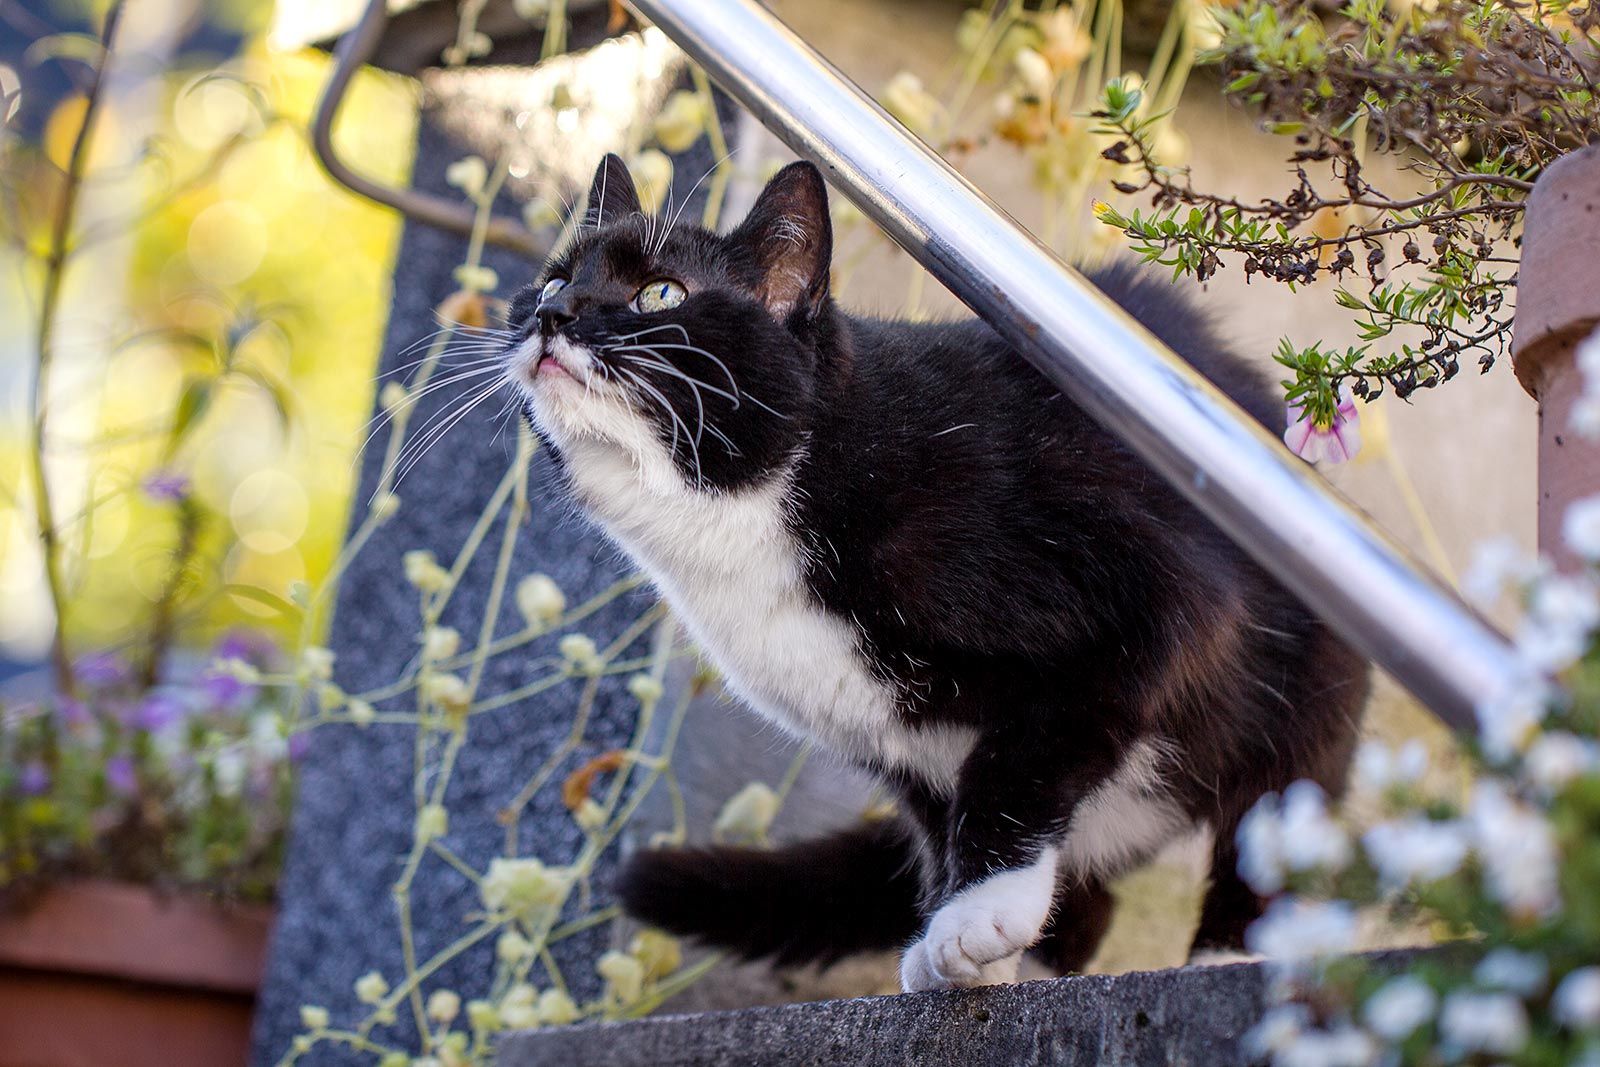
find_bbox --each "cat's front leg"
[898,848,1058,991]
[899,729,1120,992]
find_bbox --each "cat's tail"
[616,818,924,967]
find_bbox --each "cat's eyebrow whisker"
[659,148,736,253]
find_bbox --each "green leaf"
[166,377,215,456]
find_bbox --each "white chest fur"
[559,436,975,791]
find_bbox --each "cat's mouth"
[517,335,594,388]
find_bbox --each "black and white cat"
[503,155,1369,991]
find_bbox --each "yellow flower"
[354,970,389,1004]
[515,573,565,628]
[714,781,780,843]
[654,90,707,154]
[537,988,580,1026]
[597,950,646,1004]
[427,989,462,1025]
[422,625,461,661]
[881,71,942,139]
[629,929,683,979]
[403,549,450,593]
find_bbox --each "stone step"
[499,960,1280,1067]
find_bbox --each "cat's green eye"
[540,277,568,301]
[635,279,687,313]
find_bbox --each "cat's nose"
[535,303,577,336]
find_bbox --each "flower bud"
[299,1005,330,1030]
[515,574,566,628]
[445,156,488,198]
[597,950,646,1004]
[714,781,780,843]
[354,970,389,1004]
[427,989,462,1025]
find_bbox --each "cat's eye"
[634,279,687,313]
[539,277,568,302]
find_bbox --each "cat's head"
[505,153,835,493]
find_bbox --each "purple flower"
[212,629,277,668]
[201,670,255,710]
[133,693,184,732]
[55,697,92,728]
[75,652,130,690]
[288,731,311,763]
[103,755,137,795]
[1284,389,1362,465]
[18,762,50,797]
[141,469,191,503]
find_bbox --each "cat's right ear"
[584,153,643,228]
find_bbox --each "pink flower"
[1284,389,1361,464]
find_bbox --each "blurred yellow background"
[1,27,416,664]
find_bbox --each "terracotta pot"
[1512,142,1600,569]
[0,881,274,1067]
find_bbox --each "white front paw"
[900,930,1023,992]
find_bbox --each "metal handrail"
[313,0,543,256]
[627,0,1537,733]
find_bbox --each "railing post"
[626,0,1540,732]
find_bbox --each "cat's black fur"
[506,156,1369,976]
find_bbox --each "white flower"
[1523,731,1599,795]
[445,156,488,198]
[301,646,335,682]
[1275,1025,1377,1067]
[1245,1004,1310,1059]
[427,989,461,1024]
[627,673,664,705]
[250,713,290,762]
[1517,574,1600,672]
[536,988,580,1026]
[422,626,461,661]
[355,970,390,1004]
[1363,975,1437,1040]
[1476,683,1551,762]
[558,634,601,673]
[1463,536,1536,607]
[481,857,571,916]
[1351,739,1427,794]
[1361,815,1467,890]
[1475,947,1548,996]
[299,1005,330,1030]
[404,550,450,593]
[1565,496,1600,562]
[1237,782,1349,895]
[1245,897,1356,965]
[499,983,538,1029]
[515,574,565,628]
[1012,47,1055,100]
[1554,967,1600,1029]
[214,749,246,798]
[496,930,533,964]
[370,490,400,521]
[422,672,471,715]
[347,699,376,727]
[1469,779,1561,917]
[713,781,780,843]
[379,381,409,413]
[1438,990,1529,1055]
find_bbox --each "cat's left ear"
[731,161,833,320]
